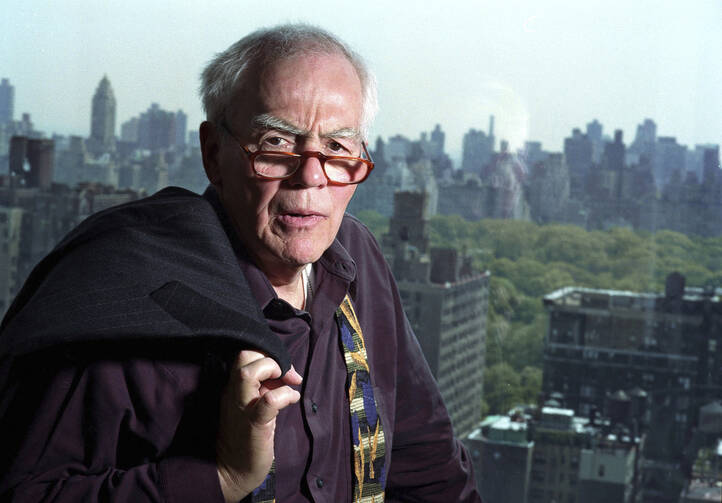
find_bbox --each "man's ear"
[199,121,222,186]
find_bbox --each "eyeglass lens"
[255,153,368,184]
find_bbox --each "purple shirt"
[0,192,480,502]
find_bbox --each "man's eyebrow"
[251,113,360,141]
[320,128,361,140]
[251,114,308,136]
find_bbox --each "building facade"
[542,274,722,501]
[382,191,489,437]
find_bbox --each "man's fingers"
[229,351,303,412]
[282,366,303,386]
[250,385,302,424]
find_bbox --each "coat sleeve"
[0,352,226,503]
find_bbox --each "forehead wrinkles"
[254,53,362,134]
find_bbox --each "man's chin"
[279,241,326,268]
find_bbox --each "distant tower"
[89,75,116,154]
[488,115,495,152]
[586,119,604,162]
[429,124,445,157]
[174,110,187,149]
[0,78,14,123]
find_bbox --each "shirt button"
[316,477,324,488]
[311,401,318,413]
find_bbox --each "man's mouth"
[278,210,325,227]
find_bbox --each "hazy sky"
[2,0,720,158]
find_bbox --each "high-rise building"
[174,110,187,149]
[542,273,722,500]
[8,136,54,189]
[564,128,593,198]
[526,153,570,224]
[597,129,626,200]
[120,117,139,143]
[429,123,445,157]
[653,137,687,189]
[137,103,176,151]
[586,119,604,163]
[382,191,489,436]
[629,119,657,163]
[465,413,534,503]
[0,78,14,124]
[89,75,116,155]
[461,118,495,174]
[467,406,643,503]
[701,145,720,187]
[479,142,529,220]
[528,407,643,503]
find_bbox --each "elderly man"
[0,25,480,502]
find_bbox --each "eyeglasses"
[219,122,374,185]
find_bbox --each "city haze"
[1,0,720,157]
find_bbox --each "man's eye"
[265,137,284,146]
[328,141,346,153]
[262,137,291,151]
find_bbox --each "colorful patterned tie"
[337,294,387,502]
[251,294,386,502]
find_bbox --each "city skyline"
[2,0,720,157]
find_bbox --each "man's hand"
[216,350,303,502]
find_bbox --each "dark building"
[542,274,722,501]
[467,406,643,503]
[88,75,116,156]
[0,78,14,124]
[599,129,626,200]
[564,128,594,198]
[701,146,720,188]
[382,191,490,437]
[465,413,534,503]
[8,136,54,189]
[174,110,187,149]
[586,119,604,163]
[528,407,643,503]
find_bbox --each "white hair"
[200,24,378,139]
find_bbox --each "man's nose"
[290,153,327,188]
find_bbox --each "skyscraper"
[461,118,495,174]
[382,191,490,436]
[137,103,176,151]
[0,78,14,124]
[89,75,116,155]
[174,110,187,149]
[542,273,722,471]
[564,128,593,198]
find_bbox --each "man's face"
[204,52,363,278]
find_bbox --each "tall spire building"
[89,75,116,155]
